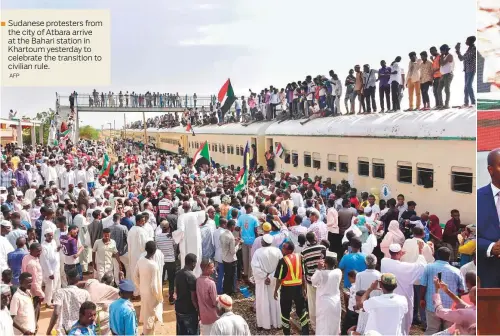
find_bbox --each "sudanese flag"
[217,79,237,116]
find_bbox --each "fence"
[57,93,216,109]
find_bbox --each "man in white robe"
[381,242,426,335]
[133,241,163,335]
[311,256,342,335]
[251,234,282,330]
[210,294,251,336]
[128,213,152,294]
[74,206,92,272]
[40,228,60,307]
[173,210,204,277]
[59,162,76,192]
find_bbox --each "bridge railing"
[57,93,216,109]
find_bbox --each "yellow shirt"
[458,239,475,255]
[11,156,20,170]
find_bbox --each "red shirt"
[350,197,360,209]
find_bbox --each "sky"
[1,0,476,129]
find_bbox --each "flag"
[60,129,71,141]
[217,79,237,116]
[186,123,195,136]
[193,141,211,167]
[100,153,115,178]
[275,142,284,158]
[234,141,249,193]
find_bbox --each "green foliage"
[33,109,56,144]
[79,125,99,140]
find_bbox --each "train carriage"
[125,109,476,224]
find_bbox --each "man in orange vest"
[273,241,310,335]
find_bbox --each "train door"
[180,135,188,154]
[266,138,273,153]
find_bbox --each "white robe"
[251,246,283,329]
[311,268,342,336]
[59,170,76,191]
[128,225,152,289]
[381,256,427,335]
[210,312,251,336]
[0,236,14,275]
[133,255,163,330]
[173,211,204,278]
[0,307,14,336]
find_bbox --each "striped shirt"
[301,244,326,284]
[155,233,176,262]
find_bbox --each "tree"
[79,125,99,140]
[33,109,56,144]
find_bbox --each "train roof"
[266,108,476,139]
[131,108,475,139]
[144,121,274,135]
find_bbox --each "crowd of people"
[125,36,475,129]
[64,91,216,110]
[0,134,476,336]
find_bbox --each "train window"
[313,152,321,169]
[240,146,244,156]
[417,168,434,187]
[236,146,240,155]
[284,151,291,164]
[221,144,226,154]
[304,152,312,167]
[372,159,385,179]
[358,157,369,176]
[327,154,337,171]
[397,161,412,183]
[292,151,299,167]
[451,167,473,194]
[339,155,348,173]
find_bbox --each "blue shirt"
[109,298,138,336]
[320,188,332,199]
[7,248,28,285]
[301,218,311,229]
[35,215,45,242]
[67,322,97,335]
[339,252,367,288]
[121,217,133,230]
[420,260,465,312]
[236,214,258,245]
[21,220,32,230]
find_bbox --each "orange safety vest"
[281,253,303,286]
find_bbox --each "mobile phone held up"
[437,272,442,281]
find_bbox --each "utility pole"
[142,111,147,153]
[124,113,126,138]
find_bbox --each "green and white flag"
[234,142,249,193]
[100,153,114,178]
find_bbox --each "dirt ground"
[36,279,425,335]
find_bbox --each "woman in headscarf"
[380,220,405,258]
[77,189,90,209]
[428,214,443,248]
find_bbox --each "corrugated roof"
[134,108,476,139]
[265,108,476,139]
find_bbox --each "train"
[123,108,476,224]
